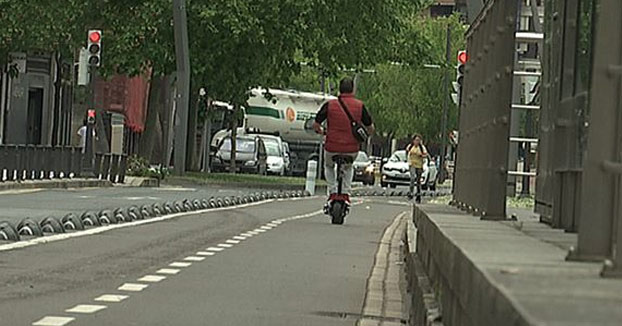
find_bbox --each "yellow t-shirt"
[408,145,427,168]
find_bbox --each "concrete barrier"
[406,204,622,326]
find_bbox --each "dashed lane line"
[225,239,240,244]
[156,268,180,275]
[138,275,167,283]
[169,262,192,268]
[65,304,107,314]
[218,243,234,248]
[184,256,206,262]
[196,251,216,256]
[94,295,129,303]
[232,236,247,240]
[206,247,225,252]
[118,283,149,292]
[32,316,75,326]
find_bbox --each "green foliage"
[127,155,170,180]
[356,14,467,142]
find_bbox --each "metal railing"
[0,145,83,182]
[94,153,128,184]
[452,0,518,219]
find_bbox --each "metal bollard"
[305,160,318,196]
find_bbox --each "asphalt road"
[0,197,410,326]
[0,185,264,224]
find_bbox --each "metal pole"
[81,67,96,178]
[173,0,190,176]
[439,24,451,183]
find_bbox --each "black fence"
[94,153,127,184]
[1,145,128,184]
[0,145,83,182]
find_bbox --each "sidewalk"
[0,179,112,192]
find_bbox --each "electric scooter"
[327,155,353,225]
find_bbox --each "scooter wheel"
[330,202,346,225]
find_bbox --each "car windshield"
[220,138,256,153]
[355,152,369,162]
[264,142,282,156]
[390,151,407,162]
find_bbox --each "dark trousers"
[409,167,423,198]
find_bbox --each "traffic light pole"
[81,66,97,178]
[173,0,190,176]
[439,25,452,184]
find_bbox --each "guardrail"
[0,145,83,182]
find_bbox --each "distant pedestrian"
[406,134,428,203]
[77,117,95,154]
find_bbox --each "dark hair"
[339,78,354,94]
[412,134,423,142]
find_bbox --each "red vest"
[325,93,364,153]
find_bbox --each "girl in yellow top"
[406,134,428,203]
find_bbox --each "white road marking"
[0,188,44,195]
[206,247,225,252]
[156,268,180,275]
[232,236,247,240]
[169,262,192,268]
[94,294,129,303]
[0,199,280,252]
[260,226,273,230]
[156,187,196,192]
[138,275,167,283]
[32,316,75,326]
[218,243,234,248]
[254,229,267,233]
[271,220,283,225]
[66,304,107,314]
[267,223,279,227]
[197,251,216,256]
[184,256,205,262]
[225,239,240,244]
[248,231,260,235]
[118,283,149,292]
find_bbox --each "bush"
[126,155,169,180]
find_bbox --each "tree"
[355,14,467,154]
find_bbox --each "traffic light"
[87,109,96,125]
[452,50,468,105]
[87,30,102,67]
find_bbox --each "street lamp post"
[172,0,190,176]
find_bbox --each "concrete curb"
[0,179,112,191]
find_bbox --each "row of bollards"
[0,190,312,243]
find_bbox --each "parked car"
[256,134,287,176]
[380,150,438,190]
[353,151,375,186]
[381,151,409,188]
[421,158,438,191]
[211,136,268,174]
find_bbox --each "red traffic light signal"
[89,31,101,43]
[87,30,102,67]
[458,51,468,65]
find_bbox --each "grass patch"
[170,172,326,187]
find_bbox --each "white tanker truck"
[212,88,336,175]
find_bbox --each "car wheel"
[381,182,388,188]
[430,183,437,192]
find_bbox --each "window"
[265,142,282,156]
[220,138,256,153]
[390,151,407,162]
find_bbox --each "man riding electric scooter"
[313,78,375,223]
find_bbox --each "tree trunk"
[138,74,162,162]
[186,86,199,171]
[229,107,238,174]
